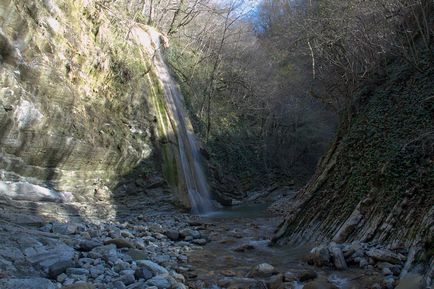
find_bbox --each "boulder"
[24,243,75,276]
[366,248,405,264]
[308,245,330,266]
[249,263,276,278]
[329,244,347,270]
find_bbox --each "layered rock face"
[0,0,184,214]
[272,56,433,254]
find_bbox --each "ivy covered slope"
[0,0,176,211]
[273,55,433,252]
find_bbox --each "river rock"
[66,268,90,275]
[165,230,180,241]
[249,263,276,278]
[112,280,127,289]
[114,273,136,285]
[233,244,255,252]
[179,229,201,239]
[308,244,330,266]
[104,238,136,249]
[266,273,284,289]
[136,260,168,275]
[24,243,75,276]
[52,222,78,235]
[0,277,56,289]
[366,248,404,264]
[61,284,96,289]
[126,249,148,261]
[298,270,318,282]
[79,240,102,251]
[329,244,347,270]
[191,238,207,245]
[146,275,172,288]
[135,267,153,280]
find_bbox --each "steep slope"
[272,56,433,255]
[0,0,194,218]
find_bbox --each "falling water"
[132,26,214,214]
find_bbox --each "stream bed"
[183,204,384,289]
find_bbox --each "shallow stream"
[185,204,382,289]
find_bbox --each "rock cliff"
[272,56,433,261]
[0,0,187,218]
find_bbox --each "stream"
[182,204,384,289]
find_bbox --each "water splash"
[132,26,214,214]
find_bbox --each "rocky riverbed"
[0,200,429,289]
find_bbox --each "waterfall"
[132,26,214,214]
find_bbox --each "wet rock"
[248,263,276,278]
[104,238,136,249]
[297,270,318,282]
[366,248,405,264]
[0,277,56,289]
[233,244,255,252]
[283,271,297,282]
[266,273,284,289]
[308,245,330,267]
[329,244,347,270]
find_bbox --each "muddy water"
[185,204,383,288]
